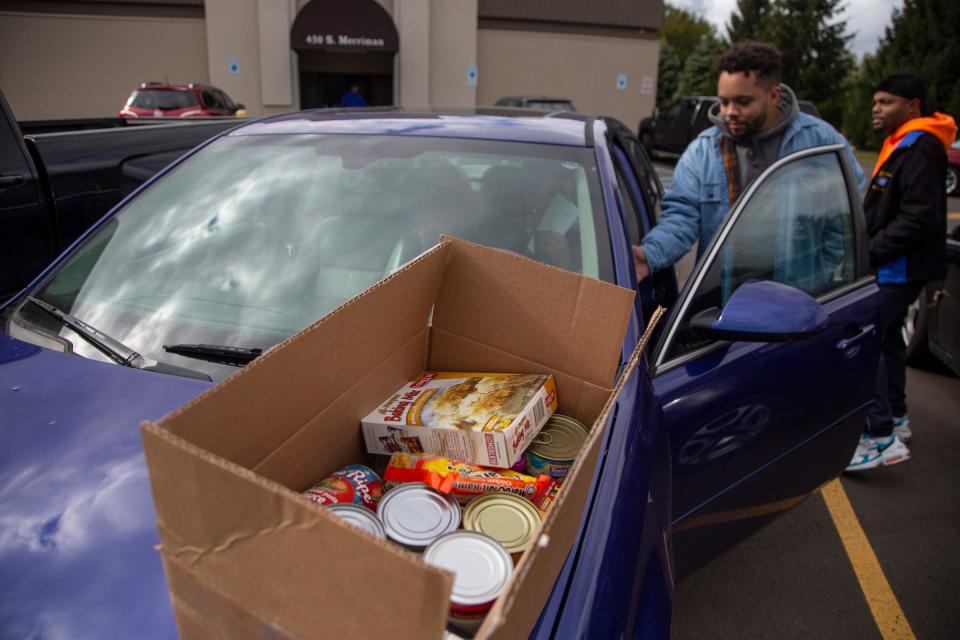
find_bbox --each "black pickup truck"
[0,90,242,302]
[637,95,821,157]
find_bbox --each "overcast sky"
[669,0,903,58]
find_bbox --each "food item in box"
[423,531,514,636]
[362,371,558,468]
[462,493,543,563]
[525,414,589,483]
[377,482,462,550]
[302,464,383,511]
[385,452,553,505]
[536,481,562,519]
[325,504,387,541]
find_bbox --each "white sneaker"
[892,415,912,443]
[846,434,911,472]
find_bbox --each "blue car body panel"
[0,335,211,639]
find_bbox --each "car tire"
[947,165,959,196]
[903,287,934,366]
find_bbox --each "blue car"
[0,109,879,638]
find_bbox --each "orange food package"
[384,452,554,506]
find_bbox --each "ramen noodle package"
[384,452,554,505]
[361,371,558,468]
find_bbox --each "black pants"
[866,282,924,437]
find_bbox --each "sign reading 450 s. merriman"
[305,33,386,47]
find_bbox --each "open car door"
[649,145,880,576]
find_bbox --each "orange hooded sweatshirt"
[873,112,957,177]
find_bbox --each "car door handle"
[836,324,876,357]
[0,174,25,188]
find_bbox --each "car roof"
[135,82,217,92]
[230,107,596,147]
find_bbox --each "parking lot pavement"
[671,364,960,640]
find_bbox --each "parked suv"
[119,82,245,118]
[494,95,577,111]
[638,95,821,157]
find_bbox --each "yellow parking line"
[821,479,916,639]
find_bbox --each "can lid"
[462,493,542,553]
[326,504,386,540]
[377,482,461,548]
[529,414,588,460]
[424,531,513,606]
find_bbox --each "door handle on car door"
[836,324,876,357]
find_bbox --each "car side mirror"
[690,280,828,342]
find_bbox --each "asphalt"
[671,364,960,639]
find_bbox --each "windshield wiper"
[163,343,263,366]
[24,296,211,381]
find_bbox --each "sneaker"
[892,415,912,443]
[846,434,911,472]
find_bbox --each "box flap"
[432,237,635,389]
[142,423,452,640]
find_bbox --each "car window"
[214,89,235,110]
[201,91,219,108]
[663,148,857,361]
[14,134,612,382]
[129,90,195,110]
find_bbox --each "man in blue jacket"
[633,41,864,280]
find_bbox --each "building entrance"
[291,0,399,108]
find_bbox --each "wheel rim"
[948,167,959,194]
[902,297,919,345]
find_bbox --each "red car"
[119,82,245,118]
[948,140,959,195]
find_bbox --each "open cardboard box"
[141,237,642,639]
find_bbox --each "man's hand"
[632,245,650,282]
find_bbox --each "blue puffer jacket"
[640,112,866,273]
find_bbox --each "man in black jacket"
[847,74,957,471]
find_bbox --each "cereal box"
[361,372,558,468]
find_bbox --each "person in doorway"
[846,74,956,471]
[340,83,368,108]
[632,41,864,281]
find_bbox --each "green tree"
[727,0,772,43]
[676,35,725,98]
[661,4,716,60]
[656,42,682,110]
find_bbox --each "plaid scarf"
[720,137,740,205]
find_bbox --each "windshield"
[129,90,196,110]
[6,133,610,381]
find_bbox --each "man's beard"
[726,110,767,140]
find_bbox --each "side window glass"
[612,155,642,244]
[201,91,217,107]
[666,150,856,360]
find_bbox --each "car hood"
[0,335,211,639]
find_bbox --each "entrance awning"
[291,0,399,54]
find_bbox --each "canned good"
[423,530,513,623]
[463,493,542,562]
[302,464,383,511]
[377,482,461,550]
[325,504,387,541]
[525,414,589,482]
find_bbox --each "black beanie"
[875,74,928,112]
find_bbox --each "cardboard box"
[141,237,640,639]
[360,371,558,468]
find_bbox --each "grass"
[853,149,879,173]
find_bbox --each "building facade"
[0,0,662,128]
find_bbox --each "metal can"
[325,504,387,541]
[462,493,542,564]
[525,414,589,482]
[302,464,383,511]
[377,482,461,550]
[423,530,513,632]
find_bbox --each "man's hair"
[875,74,928,115]
[715,41,783,88]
